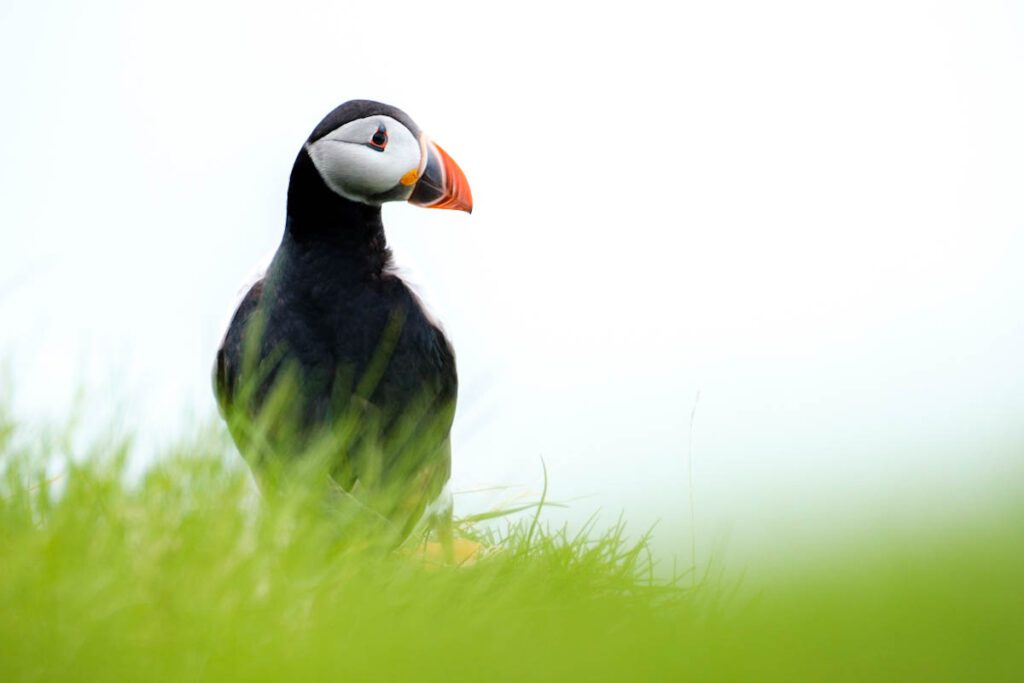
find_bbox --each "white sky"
[2,0,1023,568]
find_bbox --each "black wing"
[213,278,264,415]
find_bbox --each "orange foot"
[415,538,484,566]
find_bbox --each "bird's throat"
[282,149,393,282]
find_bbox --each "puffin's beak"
[408,138,473,213]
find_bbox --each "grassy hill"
[1,406,1022,681]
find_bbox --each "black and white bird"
[214,100,471,547]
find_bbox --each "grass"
[1,403,1022,681]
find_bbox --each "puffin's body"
[214,100,471,545]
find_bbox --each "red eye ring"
[368,124,388,151]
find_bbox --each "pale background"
[2,0,1022,570]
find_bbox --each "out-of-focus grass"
[1,406,1022,682]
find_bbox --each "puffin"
[213,100,471,550]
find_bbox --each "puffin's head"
[303,100,472,213]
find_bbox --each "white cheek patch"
[306,115,421,205]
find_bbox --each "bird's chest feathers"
[267,273,405,371]
[253,233,447,416]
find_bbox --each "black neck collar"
[281,148,392,279]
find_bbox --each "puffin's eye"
[368,124,388,151]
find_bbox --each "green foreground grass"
[1,412,1022,681]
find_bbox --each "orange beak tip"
[413,140,473,214]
